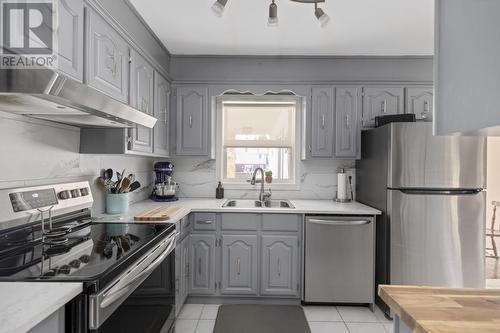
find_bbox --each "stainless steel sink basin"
[222,199,295,209]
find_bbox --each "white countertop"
[0,282,82,333]
[93,197,381,223]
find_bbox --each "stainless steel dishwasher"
[304,215,375,307]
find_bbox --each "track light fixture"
[268,0,279,27]
[314,2,330,27]
[211,0,228,17]
[211,0,330,28]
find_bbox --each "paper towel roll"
[337,172,348,200]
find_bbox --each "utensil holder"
[106,193,129,214]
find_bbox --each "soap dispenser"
[216,181,224,199]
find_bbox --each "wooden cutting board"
[134,205,184,222]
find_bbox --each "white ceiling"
[129,0,434,56]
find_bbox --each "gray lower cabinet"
[176,235,190,314]
[190,234,216,295]
[406,87,433,121]
[176,87,209,156]
[335,87,361,158]
[220,235,259,295]
[311,87,335,157]
[362,87,404,128]
[56,0,84,81]
[129,49,154,153]
[261,235,299,296]
[154,72,171,156]
[85,7,129,103]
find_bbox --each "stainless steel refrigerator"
[356,122,486,316]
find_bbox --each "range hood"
[0,69,157,128]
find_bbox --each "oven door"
[89,232,177,333]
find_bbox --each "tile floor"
[174,304,393,333]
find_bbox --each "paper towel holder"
[334,168,352,203]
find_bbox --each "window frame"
[215,95,303,190]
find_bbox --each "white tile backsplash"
[168,158,355,200]
[0,112,155,214]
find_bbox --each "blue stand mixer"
[150,162,179,202]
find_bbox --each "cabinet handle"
[189,115,193,128]
[321,115,326,129]
[236,258,241,275]
[345,114,350,129]
[381,100,387,113]
[198,258,202,276]
[175,278,180,292]
[277,258,281,276]
[196,220,213,224]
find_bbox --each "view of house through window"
[219,98,297,185]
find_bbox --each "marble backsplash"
[168,157,356,200]
[0,112,155,214]
[0,111,356,213]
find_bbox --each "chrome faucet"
[250,168,271,202]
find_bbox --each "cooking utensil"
[128,181,141,193]
[118,177,131,193]
[96,177,109,192]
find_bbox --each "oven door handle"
[100,232,178,308]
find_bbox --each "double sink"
[222,199,295,209]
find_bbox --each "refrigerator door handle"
[397,189,482,195]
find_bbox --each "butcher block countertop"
[378,285,500,333]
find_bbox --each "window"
[216,95,301,188]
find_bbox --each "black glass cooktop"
[0,217,175,287]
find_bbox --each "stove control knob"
[58,190,71,200]
[80,188,90,196]
[71,189,81,198]
[69,259,81,269]
[79,255,90,263]
[57,265,71,275]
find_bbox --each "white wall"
[0,111,155,214]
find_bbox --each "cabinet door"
[190,234,216,295]
[311,87,334,157]
[435,0,500,135]
[221,235,258,295]
[176,87,209,156]
[335,87,362,158]
[406,87,433,121]
[129,50,154,153]
[180,236,190,307]
[261,235,299,296]
[56,0,83,81]
[86,8,129,103]
[362,87,404,128]
[153,72,170,156]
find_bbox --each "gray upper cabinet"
[190,234,216,295]
[129,49,154,153]
[435,0,500,135]
[362,87,404,128]
[85,8,129,103]
[406,87,433,121]
[221,235,258,295]
[56,0,83,81]
[154,72,171,156]
[261,235,299,296]
[311,87,335,157]
[176,87,209,156]
[335,87,361,158]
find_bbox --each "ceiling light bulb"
[314,6,330,28]
[211,0,228,17]
[268,0,279,27]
